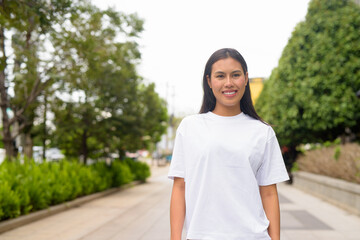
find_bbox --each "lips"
[222,90,238,97]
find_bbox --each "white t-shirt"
[168,111,289,240]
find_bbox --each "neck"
[212,105,241,116]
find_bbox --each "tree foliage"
[256,0,360,149]
[0,0,168,162]
[49,2,167,162]
[0,0,72,159]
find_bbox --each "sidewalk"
[0,164,359,240]
[278,183,360,240]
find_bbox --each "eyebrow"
[214,70,242,74]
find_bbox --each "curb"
[293,171,360,216]
[0,180,143,234]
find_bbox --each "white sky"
[92,0,311,116]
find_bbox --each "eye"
[233,73,241,78]
[216,74,224,79]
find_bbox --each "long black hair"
[199,48,266,124]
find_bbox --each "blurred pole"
[171,85,175,150]
[165,82,169,154]
[42,93,47,160]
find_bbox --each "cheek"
[236,78,247,87]
[211,81,223,90]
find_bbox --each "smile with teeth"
[223,90,237,96]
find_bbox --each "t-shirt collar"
[206,111,245,120]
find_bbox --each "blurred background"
[0,0,359,234]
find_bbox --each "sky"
[92,0,311,116]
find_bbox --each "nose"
[224,76,233,87]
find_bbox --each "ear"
[207,75,212,89]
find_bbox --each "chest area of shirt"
[187,122,256,146]
[184,123,261,167]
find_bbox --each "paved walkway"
[0,164,359,240]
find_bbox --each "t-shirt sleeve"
[168,126,185,180]
[256,130,289,186]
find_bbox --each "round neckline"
[206,111,245,120]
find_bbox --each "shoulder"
[176,113,205,133]
[181,113,203,123]
[242,114,276,141]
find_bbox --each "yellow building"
[249,77,265,105]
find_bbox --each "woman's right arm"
[170,177,186,240]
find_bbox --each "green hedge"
[123,158,151,182]
[0,158,150,221]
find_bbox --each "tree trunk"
[3,132,14,160]
[0,26,15,160]
[24,132,33,159]
[42,93,47,160]
[82,129,88,164]
[118,148,126,161]
[0,6,47,161]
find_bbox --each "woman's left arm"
[260,184,280,240]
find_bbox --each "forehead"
[212,57,244,73]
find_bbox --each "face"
[207,57,248,115]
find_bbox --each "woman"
[168,48,289,240]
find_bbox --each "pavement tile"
[311,230,346,239]
[340,230,360,240]
[281,230,318,240]
[284,210,332,230]
[281,211,304,229]
[278,183,360,240]
[278,193,292,204]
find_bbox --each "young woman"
[168,48,289,240]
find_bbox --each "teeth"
[224,91,236,95]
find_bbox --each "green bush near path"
[124,158,151,182]
[0,159,150,221]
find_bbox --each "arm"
[260,184,280,240]
[170,177,186,240]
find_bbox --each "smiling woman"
[206,57,248,116]
[200,48,265,123]
[168,48,289,240]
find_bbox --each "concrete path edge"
[0,180,143,234]
[293,171,360,216]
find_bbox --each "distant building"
[249,77,265,105]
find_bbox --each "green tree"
[137,83,168,151]
[100,83,168,159]
[256,0,360,154]
[51,2,153,163]
[0,0,71,160]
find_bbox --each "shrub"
[15,186,32,215]
[0,157,150,222]
[0,182,21,220]
[77,167,95,195]
[124,158,151,182]
[112,161,134,187]
[333,146,341,161]
[49,164,73,205]
[91,162,113,192]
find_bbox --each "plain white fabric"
[168,111,289,240]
